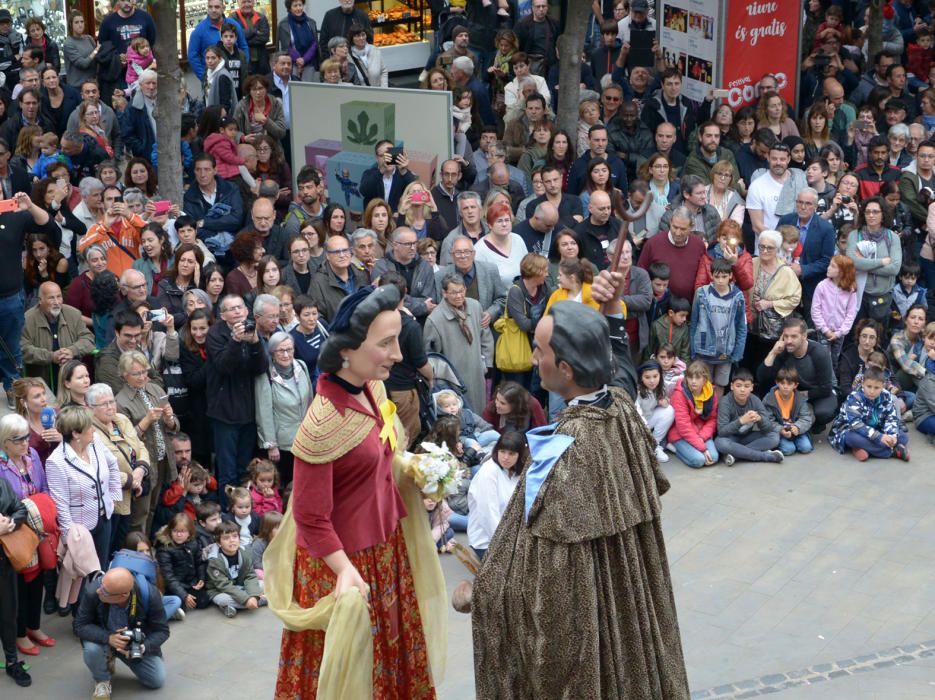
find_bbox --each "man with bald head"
[21,281,94,386]
[514,200,559,255]
[821,77,855,144]
[75,566,170,697]
[249,197,288,264]
[574,190,621,269]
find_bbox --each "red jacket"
[204,132,245,180]
[694,249,755,323]
[667,378,718,452]
[162,475,219,522]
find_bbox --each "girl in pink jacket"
[247,459,283,515]
[667,361,719,468]
[811,254,858,374]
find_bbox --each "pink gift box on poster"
[405,150,439,190]
[304,139,342,180]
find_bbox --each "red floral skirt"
[274,525,436,700]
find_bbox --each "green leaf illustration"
[347,117,363,144]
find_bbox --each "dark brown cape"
[471,387,690,699]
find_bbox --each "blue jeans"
[162,595,182,620]
[843,429,909,458]
[82,641,166,688]
[449,512,468,532]
[917,416,935,434]
[673,439,719,468]
[778,433,814,455]
[0,290,24,391]
[213,420,256,507]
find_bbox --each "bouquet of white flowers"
[402,442,464,502]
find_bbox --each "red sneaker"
[852,448,870,462]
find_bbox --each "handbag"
[0,523,40,572]
[493,287,533,373]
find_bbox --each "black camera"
[242,319,256,334]
[840,195,852,204]
[123,625,145,660]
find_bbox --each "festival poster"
[722,0,801,110]
[659,0,720,102]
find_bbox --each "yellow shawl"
[264,381,447,700]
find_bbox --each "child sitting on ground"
[668,360,719,468]
[714,368,783,466]
[656,342,686,397]
[247,458,284,515]
[195,502,223,561]
[648,296,690,361]
[433,389,500,459]
[205,520,266,618]
[123,531,185,621]
[155,513,210,614]
[426,496,456,553]
[250,511,283,581]
[467,431,526,560]
[763,367,815,456]
[417,415,470,534]
[830,365,910,461]
[222,486,260,547]
[158,462,218,529]
[636,360,675,463]
[854,351,911,416]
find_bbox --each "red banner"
[722,1,800,110]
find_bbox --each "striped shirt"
[45,435,122,537]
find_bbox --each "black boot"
[42,570,58,615]
[6,660,31,687]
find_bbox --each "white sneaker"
[92,680,112,699]
[172,607,186,621]
[723,454,736,467]
[654,445,669,463]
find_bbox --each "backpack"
[108,549,158,611]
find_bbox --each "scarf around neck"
[449,302,473,345]
[288,13,314,54]
[682,379,714,418]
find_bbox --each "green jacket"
[682,143,741,187]
[898,162,930,228]
[21,303,95,385]
[205,546,262,604]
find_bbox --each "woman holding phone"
[115,351,179,535]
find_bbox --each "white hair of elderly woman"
[0,413,29,446]
[86,383,114,408]
[758,229,783,251]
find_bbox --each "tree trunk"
[866,0,884,61]
[149,0,183,204]
[556,0,592,137]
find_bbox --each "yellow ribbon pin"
[379,400,398,451]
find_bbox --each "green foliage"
[346,111,379,146]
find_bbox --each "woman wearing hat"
[268,286,445,699]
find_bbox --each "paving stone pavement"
[13,436,935,698]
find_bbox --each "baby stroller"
[414,352,473,443]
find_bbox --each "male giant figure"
[471,270,688,699]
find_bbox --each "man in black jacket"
[358,139,417,211]
[207,294,268,503]
[75,567,169,698]
[319,0,372,61]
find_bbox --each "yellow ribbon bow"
[379,400,398,451]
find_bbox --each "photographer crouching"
[74,567,169,699]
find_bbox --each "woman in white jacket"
[467,431,526,560]
[254,332,312,488]
[348,23,388,88]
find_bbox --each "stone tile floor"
[13,435,935,698]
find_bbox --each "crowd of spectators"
[3,0,935,694]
